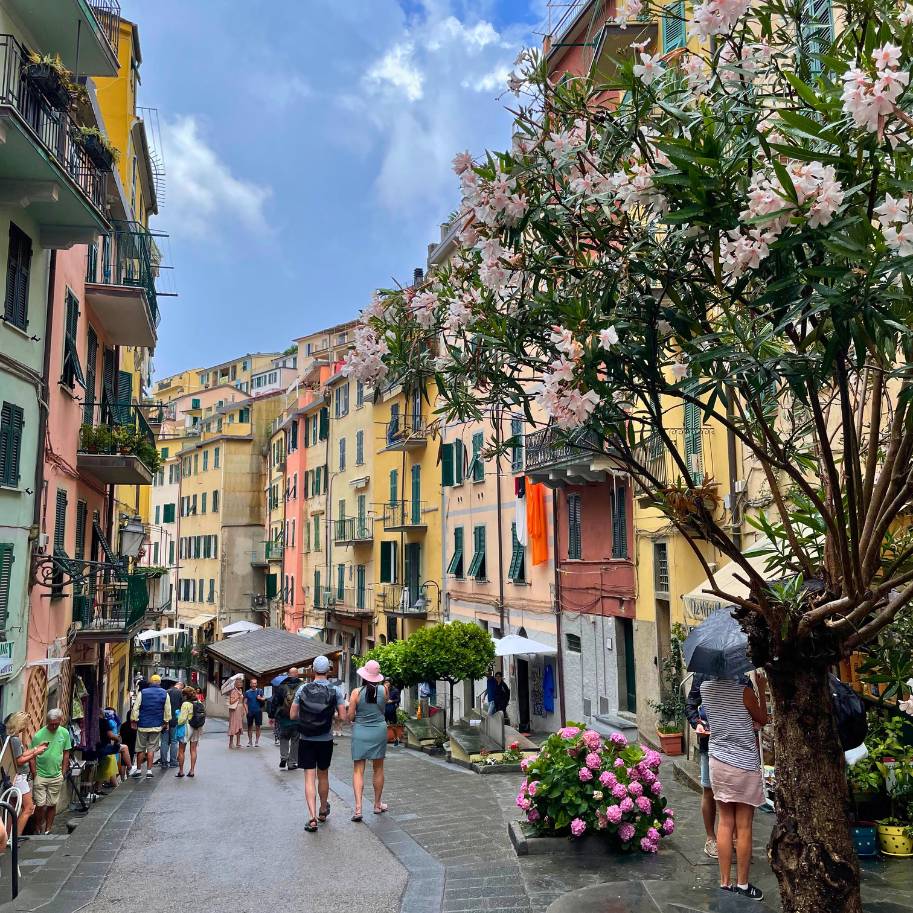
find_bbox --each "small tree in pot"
[648,623,687,755]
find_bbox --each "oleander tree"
[343,2,913,908]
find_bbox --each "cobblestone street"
[5,723,912,913]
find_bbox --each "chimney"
[413,267,424,287]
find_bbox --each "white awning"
[494,633,557,657]
[222,620,262,634]
[185,613,217,628]
[682,539,772,626]
[298,626,323,640]
[135,627,182,642]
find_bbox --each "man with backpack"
[290,656,346,832]
[270,667,302,770]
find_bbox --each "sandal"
[373,803,388,815]
[318,803,331,822]
[188,772,195,778]
[304,818,319,833]
[175,772,184,778]
[351,810,363,822]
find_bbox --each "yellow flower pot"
[876,823,913,857]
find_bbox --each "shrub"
[517,724,672,853]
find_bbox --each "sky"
[118,0,550,378]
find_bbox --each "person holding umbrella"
[222,674,245,750]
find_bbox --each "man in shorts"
[30,709,71,834]
[290,656,346,832]
[130,674,171,779]
[244,677,265,747]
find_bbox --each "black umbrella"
[684,607,754,679]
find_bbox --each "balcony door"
[404,542,421,608]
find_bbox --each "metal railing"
[328,587,372,615]
[635,432,668,488]
[78,402,157,467]
[382,500,427,530]
[89,220,160,326]
[333,517,374,543]
[524,426,604,472]
[376,583,435,616]
[73,570,149,634]
[653,542,670,595]
[633,428,711,490]
[386,413,427,447]
[89,1,122,57]
[0,35,105,212]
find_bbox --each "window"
[389,469,398,506]
[201,492,207,514]
[86,240,98,282]
[163,503,175,524]
[3,222,32,330]
[153,541,159,564]
[169,541,175,565]
[441,442,455,487]
[447,527,464,578]
[683,399,704,483]
[654,542,670,594]
[239,408,250,423]
[313,515,320,551]
[182,457,191,478]
[661,0,686,51]
[470,432,484,482]
[567,494,582,560]
[802,0,833,77]
[212,490,220,512]
[356,381,364,408]
[339,437,346,472]
[304,520,311,552]
[508,522,526,582]
[191,493,198,514]
[566,633,582,653]
[75,499,87,559]
[355,429,364,465]
[208,579,215,603]
[611,484,628,559]
[510,418,524,473]
[83,327,97,425]
[213,535,218,558]
[61,291,85,389]
[380,541,398,583]
[51,488,67,596]
[357,494,367,536]
[319,407,329,440]
[290,420,298,451]
[214,447,220,469]
[199,578,204,601]
[356,565,366,609]
[203,450,209,471]
[193,453,199,475]
[290,519,295,547]
[313,569,323,607]
[337,563,345,600]
[467,526,486,579]
[411,464,421,524]
[154,505,161,525]
[0,543,12,632]
[454,439,464,484]
[0,401,25,487]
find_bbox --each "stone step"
[589,713,639,743]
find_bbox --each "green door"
[622,618,637,713]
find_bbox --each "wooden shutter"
[61,292,85,388]
[683,400,704,483]
[508,521,525,581]
[101,347,116,423]
[4,223,31,330]
[447,527,464,577]
[319,407,329,440]
[661,0,686,51]
[380,541,397,583]
[266,574,278,598]
[116,370,133,424]
[411,464,421,524]
[75,500,88,560]
[83,328,98,424]
[0,401,24,486]
[612,484,628,559]
[0,543,13,631]
[356,565,366,609]
[356,429,364,465]
[454,439,464,484]
[389,469,398,507]
[337,563,344,599]
[510,419,524,472]
[54,489,68,551]
[471,432,484,481]
[568,494,582,560]
[163,503,175,523]
[441,442,454,487]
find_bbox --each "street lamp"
[119,515,146,558]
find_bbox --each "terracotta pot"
[657,730,683,756]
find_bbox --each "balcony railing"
[327,587,373,617]
[382,500,427,531]
[633,428,712,499]
[77,402,158,484]
[385,413,428,449]
[89,1,122,57]
[94,220,161,326]
[524,426,606,473]
[72,570,150,639]
[376,583,435,617]
[0,34,105,211]
[333,517,374,544]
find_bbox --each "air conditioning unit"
[38,532,49,551]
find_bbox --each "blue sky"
[118,0,546,378]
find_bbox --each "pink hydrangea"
[578,767,594,782]
[605,804,623,824]
[618,823,636,842]
[651,780,664,795]
[527,780,539,797]
[627,781,644,798]
[517,797,531,811]
[614,758,625,769]
[620,797,634,813]
[663,817,675,834]
[527,808,541,823]
[585,752,602,770]
[644,749,662,769]
[599,771,617,787]
[611,782,627,799]
[635,796,653,814]
[610,732,627,747]
[647,827,660,841]
[559,726,581,739]
[641,770,656,785]
[665,808,674,817]
[520,758,532,772]
[570,818,587,837]
[640,837,659,853]
[627,766,641,781]
[583,730,602,750]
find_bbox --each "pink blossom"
[558,725,581,740]
[614,0,643,27]
[873,43,902,72]
[452,151,474,175]
[665,807,675,817]
[620,797,634,813]
[627,781,644,798]
[527,808,541,823]
[682,54,709,95]
[614,757,625,769]
[662,817,675,834]
[585,752,602,770]
[341,326,389,386]
[599,771,617,787]
[627,766,641,781]
[609,732,627,748]
[618,823,636,842]
[635,796,653,814]
[527,780,539,797]
[520,758,532,772]
[633,52,663,85]
[645,750,662,770]
[640,837,659,853]
[902,5,913,27]
[517,796,531,811]
[670,359,690,381]
[647,827,661,841]
[690,0,751,39]
[611,782,628,800]
[582,730,602,751]
[651,780,664,795]
[595,811,608,830]
[578,767,594,782]
[570,818,587,837]
[605,804,623,824]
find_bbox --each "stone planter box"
[509,820,617,857]
[473,761,525,775]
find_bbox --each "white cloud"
[466,64,512,92]
[160,115,272,240]
[365,42,425,101]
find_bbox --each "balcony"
[333,516,374,545]
[73,572,150,641]
[85,221,160,347]
[77,404,158,485]
[382,500,427,532]
[377,584,435,618]
[0,35,109,248]
[251,541,283,566]
[327,587,373,619]
[524,426,620,486]
[5,1,121,76]
[383,413,428,451]
[633,428,713,505]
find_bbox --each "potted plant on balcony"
[22,52,74,111]
[648,624,687,756]
[72,125,120,172]
[79,424,100,453]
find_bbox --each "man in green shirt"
[30,708,72,834]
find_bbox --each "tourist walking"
[290,656,346,833]
[174,687,198,777]
[686,673,718,858]
[349,660,388,821]
[130,674,171,779]
[492,672,510,721]
[29,709,71,834]
[244,677,265,747]
[227,677,245,749]
[160,680,185,769]
[271,667,301,770]
[5,711,48,841]
[383,678,401,746]
[180,687,206,777]
[700,673,769,901]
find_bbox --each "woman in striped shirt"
[700,673,769,902]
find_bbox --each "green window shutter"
[201,492,207,514]
[468,526,486,579]
[169,540,174,565]
[61,291,85,389]
[161,447,169,459]
[510,419,524,472]
[75,500,87,560]
[471,432,484,482]
[568,494,582,560]
[0,543,13,631]
[683,399,704,483]
[339,437,346,471]
[4,222,32,330]
[356,565,366,609]
[454,439,464,484]
[612,484,628,559]
[380,541,397,583]
[357,493,366,525]
[163,503,175,523]
[389,469,398,506]
[661,1,686,52]
[314,569,322,606]
[508,521,526,582]
[313,515,320,551]
[411,464,421,524]
[83,328,98,425]
[319,407,329,440]
[191,398,200,409]
[116,370,133,424]
[337,563,345,599]
[304,520,310,552]
[447,527,464,577]
[0,401,25,487]
[53,488,68,551]
[266,573,278,598]
[441,443,454,487]
[802,0,833,77]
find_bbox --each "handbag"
[174,723,187,740]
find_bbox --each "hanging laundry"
[543,663,555,714]
[515,476,526,498]
[515,495,528,546]
[527,482,549,566]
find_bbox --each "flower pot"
[23,63,72,111]
[851,823,879,858]
[657,730,683,756]
[81,134,115,172]
[877,823,913,857]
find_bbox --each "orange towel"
[526,481,548,566]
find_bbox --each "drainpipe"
[552,487,567,725]
[494,406,505,635]
[725,396,741,552]
[32,252,56,538]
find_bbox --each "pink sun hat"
[356,659,384,683]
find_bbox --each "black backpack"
[295,682,337,737]
[829,674,867,751]
[189,700,206,730]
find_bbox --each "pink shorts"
[709,756,765,807]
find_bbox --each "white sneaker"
[129,766,141,778]
[145,770,154,779]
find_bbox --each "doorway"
[516,658,530,732]
[617,618,637,713]
[655,598,671,697]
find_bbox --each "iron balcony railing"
[333,517,374,544]
[89,1,122,57]
[93,220,161,326]
[635,432,668,489]
[524,426,605,472]
[72,569,150,635]
[376,583,435,616]
[633,428,711,493]
[330,587,373,616]
[0,34,105,212]
[78,402,157,469]
[382,500,427,530]
[386,413,427,447]
[251,540,283,565]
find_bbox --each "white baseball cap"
[312,656,331,674]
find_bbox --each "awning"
[682,540,772,626]
[494,633,557,657]
[205,627,340,678]
[135,627,182,642]
[185,613,217,628]
[298,626,323,640]
[222,620,262,635]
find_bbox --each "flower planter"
[657,730,683,756]
[877,823,913,857]
[851,822,879,858]
[23,63,72,111]
[81,134,115,172]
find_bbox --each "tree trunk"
[767,662,861,913]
